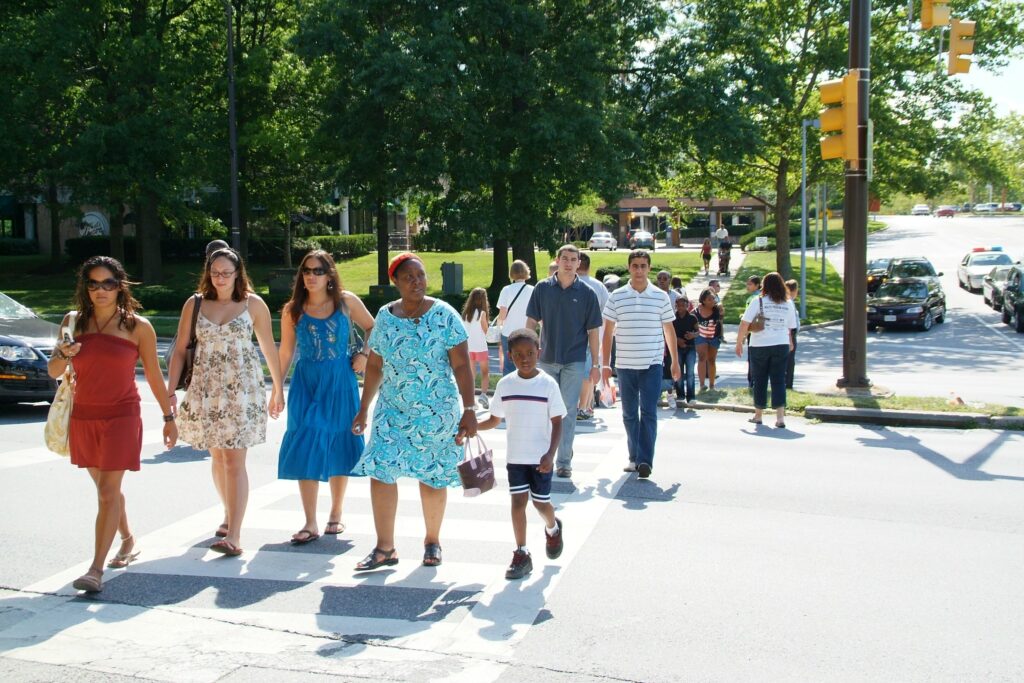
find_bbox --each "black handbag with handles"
[170,294,202,391]
[458,435,496,497]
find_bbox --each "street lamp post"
[650,205,659,246]
[225,1,241,252]
[800,118,820,321]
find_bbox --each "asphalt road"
[1,386,1023,681]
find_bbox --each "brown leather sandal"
[355,547,398,571]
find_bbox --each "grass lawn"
[721,251,844,325]
[694,387,1022,417]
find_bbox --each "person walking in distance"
[671,293,698,406]
[525,244,602,478]
[461,288,491,406]
[477,329,566,580]
[701,238,712,275]
[601,250,680,479]
[785,279,801,390]
[575,252,609,421]
[655,270,679,309]
[694,288,724,392]
[496,260,535,376]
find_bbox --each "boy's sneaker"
[623,460,637,472]
[545,518,564,559]
[637,463,652,479]
[505,549,533,580]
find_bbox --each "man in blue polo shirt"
[525,244,602,478]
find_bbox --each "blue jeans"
[500,335,515,376]
[539,360,587,470]
[674,346,696,401]
[749,344,789,409]
[617,364,662,469]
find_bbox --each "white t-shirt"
[602,281,674,369]
[463,310,487,353]
[580,274,610,312]
[742,296,797,347]
[715,227,729,241]
[489,370,567,465]
[497,281,534,336]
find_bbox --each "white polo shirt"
[489,370,567,465]
[602,281,674,369]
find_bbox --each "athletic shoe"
[623,461,637,472]
[505,549,533,580]
[637,463,652,479]
[545,518,564,559]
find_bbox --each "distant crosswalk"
[7,409,631,681]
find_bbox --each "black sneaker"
[545,518,564,559]
[505,549,533,580]
[637,463,652,479]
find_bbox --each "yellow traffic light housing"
[948,19,976,75]
[819,71,860,162]
[921,0,951,30]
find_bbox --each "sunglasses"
[301,266,329,277]
[85,278,120,292]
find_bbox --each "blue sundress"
[277,308,365,481]
[354,300,468,488]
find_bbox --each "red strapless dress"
[69,334,143,472]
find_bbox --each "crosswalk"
[3,410,631,681]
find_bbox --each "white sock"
[545,523,559,536]
[517,545,530,554]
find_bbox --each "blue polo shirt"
[525,275,603,365]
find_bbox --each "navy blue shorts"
[507,463,553,502]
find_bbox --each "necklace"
[95,310,119,334]
[398,298,429,324]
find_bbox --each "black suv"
[1001,265,1024,333]
[880,257,943,286]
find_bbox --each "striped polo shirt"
[602,281,674,370]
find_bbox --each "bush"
[0,238,38,255]
[134,285,191,311]
[64,237,210,263]
[572,241,588,250]
[412,229,483,252]
[596,264,629,280]
[311,234,377,259]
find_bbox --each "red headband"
[387,252,423,281]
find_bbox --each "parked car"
[866,278,946,332]
[934,205,956,217]
[983,265,1013,311]
[997,202,1022,212]
[588,231,617,251]
[866,257,891,294]
[956,247,1014,292]
[1001,265,1024,332]
[878,257,942,290]
[973,202,999,213]
[629,230,656,250]
[910,204,931,216]
[0,292,60,404]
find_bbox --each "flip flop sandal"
[422,543,442,567]
[747,417,762,425]
[107,550,140,569]
[324,521,345,535]
[291,530,320,545]
[354,547,398,571]
[775,421,786,429]
[72,571,103,593]
[210,540,243,557]
[215,523,229,538]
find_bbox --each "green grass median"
[721,251,844,325]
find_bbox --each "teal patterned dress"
[354,300,468,488]
[277,308,364,481]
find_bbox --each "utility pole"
[225,1,241,252]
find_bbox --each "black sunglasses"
[85,278,120,292]
[301,266,329,277]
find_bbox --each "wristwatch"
[163,413,175,423]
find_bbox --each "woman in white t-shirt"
[735,272,797,428]
[462,288,490,401]
[496,260,535,375]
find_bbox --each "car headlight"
[0,345,39,361]
[905,306,924,314]
[866,306,876,313]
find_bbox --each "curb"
[800,318,843,330]
[803,405,1023,429]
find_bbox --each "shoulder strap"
[507,282,528,309]
[759,297,764,315]
[188,294,202,344]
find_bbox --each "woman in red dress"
[48,256,178,593]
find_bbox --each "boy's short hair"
[747,275,762,287]
[628,249,651,266]
[785,278,799,292]
[578,252,591,270]
[708,279,720,288]
[507,328,540,350]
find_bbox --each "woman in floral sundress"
[167,248,284,556]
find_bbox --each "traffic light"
[921,0,950,30]
[819,71,860,162]
[948,19,976,75]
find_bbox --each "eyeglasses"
[301,266,328,277]
[210,270,236,279]
[85,278,119,292]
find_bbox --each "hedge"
[411,230,483,252]
[0,238,38,255]
[309,234,377,258]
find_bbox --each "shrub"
[311,234,376,259]
[134,285,191,311]
[64,237,210,263]
[0,238,38,255]
[412,229,482,252]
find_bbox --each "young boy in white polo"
[478,328,567,580]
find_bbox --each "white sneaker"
[623,461,637,472]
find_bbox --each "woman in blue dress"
[278,250,375,544]
[351,253,479,570]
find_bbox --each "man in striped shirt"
[601,250,680,479]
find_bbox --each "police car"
[956,247,1015,293]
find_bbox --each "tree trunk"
[511,234,537,285]
[773,158,792,278]
[109,201,125,264]
[491,236,509,290]
[283,220,292,268]
[46,179,61,266]
[376,198,389,285]
[137,191,162,283]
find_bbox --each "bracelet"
[52,348,66,360]
[163,413,175,423]
[463,405,476,412]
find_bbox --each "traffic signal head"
[819,71,860,162]
[948,19,976,75]
[921,0,951,30]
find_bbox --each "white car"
[973,203,999,213]
[910,204,931,216]
[957,248,1015,292]
[588,231,617,251]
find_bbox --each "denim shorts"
[507,463,553,502]
[694,336,721,349]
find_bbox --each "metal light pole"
[650,205,659,246]
[821,184,828,285]
[225,1,241,252]
[800,118,820,321]
[838,0,871,388]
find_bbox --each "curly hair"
[285,250,345,326]
[73,256,140,333]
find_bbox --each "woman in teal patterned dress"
[351,253,478,570]
[277,250,375,544]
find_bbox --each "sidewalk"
[683,249,745,303]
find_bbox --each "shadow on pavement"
[857,427,1024,482]
[614,478,681,511]
[140,444,210,465]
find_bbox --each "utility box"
[441,262,463,295]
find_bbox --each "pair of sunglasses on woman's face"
[301,266,329,277]
[85,278,119,292]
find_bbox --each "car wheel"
[1016,309,1024,334]
[936,306,945,324]
[983,294,990,306]
[920,310,933,331]
[1002,307,1011,325]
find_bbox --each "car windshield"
[891,262,934,278]
[867,258,890,270]
[990,267,1010,282]
[972,253,1013,267]
[876,282,927,299]
[0,292,38,320]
